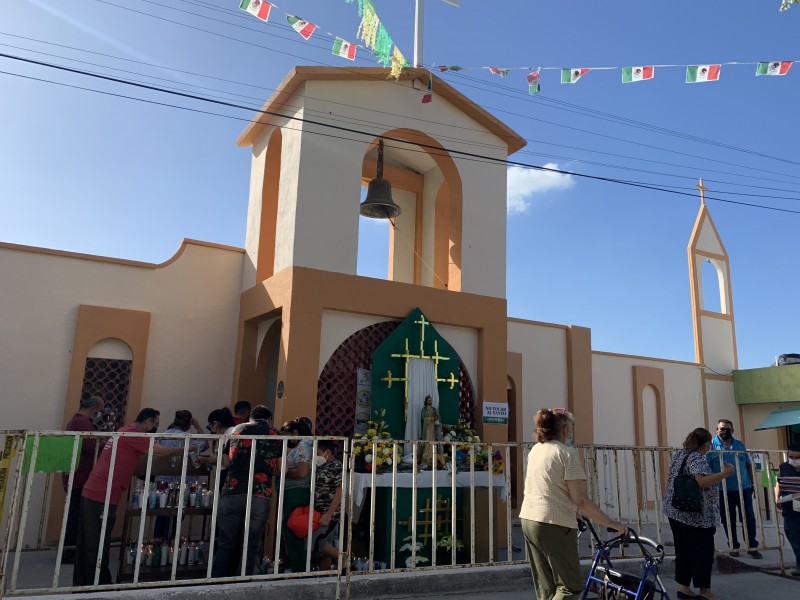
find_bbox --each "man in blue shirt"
[707,419,762,558]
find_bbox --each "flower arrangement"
[439,421,504,473]
[398,535,429,568]
[353,409,401,474]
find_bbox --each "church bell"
[359,139,402,219]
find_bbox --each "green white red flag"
[561,68,590,84]
[489,68,510,78]
[527,70,541,95]
[756,61,793,76]
[686,65,721,83]
[622,66,654,83]
[287,16,317,40]
[332,38,356,61]
[239,0,271,21]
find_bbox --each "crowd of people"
[59,398,800,594]
[63,399,343,586]
[519,409,800,600]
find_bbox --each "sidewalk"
[382,571,800,600]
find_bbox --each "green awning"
[754,408,800,431]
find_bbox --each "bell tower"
[688,180,739,429]
[231,67,525,435]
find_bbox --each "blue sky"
[1,1,798,369]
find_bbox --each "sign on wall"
[355,368,372,435]
[482,402,509,424]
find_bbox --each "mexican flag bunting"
[489,67,510,78]
[437,66,462,72]
[756,61,793,76]
[686,65,721,83]
[287,16,317,40]
[561,68,590,83]
[332,38,357,61]
[421,77,433,103]
[239,0,271,21]
[622,66,654,83]
[527,69,541,95]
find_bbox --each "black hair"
[207,407,236,429]
[282,416,313,437]
[135,408,160,423]
[317,439,337,453]
[234,400,252,414]
[170,410,192,430]
[251,405,272,421]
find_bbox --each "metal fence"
[0,430,794,599]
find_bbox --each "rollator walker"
[579,518,670,600]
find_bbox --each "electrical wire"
[86,0,800,184]
[3,51,800,216]
[4,34,800,199]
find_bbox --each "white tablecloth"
[351,470,507,521]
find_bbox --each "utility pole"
[414,0,425,68]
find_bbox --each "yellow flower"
[367,428,377,437]
[376,456,385,467]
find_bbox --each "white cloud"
[506,163,575,214]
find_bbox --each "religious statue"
[420,395,441,466]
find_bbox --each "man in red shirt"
[73,408,182,587]
[60,396,104,564]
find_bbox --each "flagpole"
[414,0,424,68]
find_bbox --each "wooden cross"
[415,314,430,358]
[381,370,405,389]
[437,372,459,390]
[398,497,453,544]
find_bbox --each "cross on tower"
[696,178,708,205]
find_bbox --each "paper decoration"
[489,67,510,78]
[422,77,433,103]
[390,46,409,79]
[686,64,721,83]
[527,69,541,95]
[756,61,793,76]
[332,37,357,61]
[437,66,463,72]
[287,15,317,40]
[239,0,271,21]
[622,66,654,83]
[561,68,590,84]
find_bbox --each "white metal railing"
[0,431,794,598]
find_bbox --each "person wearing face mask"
[60,396,105,564]
[707,419,761,559]
[310,440,343,571]
[74,408,182,587]
[520,408,627,600]
[775,444,800,577]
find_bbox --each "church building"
[1,67,787,544]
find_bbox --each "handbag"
[671,452,703,513]
[287,505,323,538]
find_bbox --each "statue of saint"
[420,395,441,466]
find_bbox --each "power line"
[3,51,800,216]
[6,36,800,202]
[88,0,800,184]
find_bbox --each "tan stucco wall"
[591,353,706,447]
[0,241,244,430]
[507,320,569,442]
[248,78,509,298]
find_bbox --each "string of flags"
[436,61,796,95]
[238,0,409,78]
